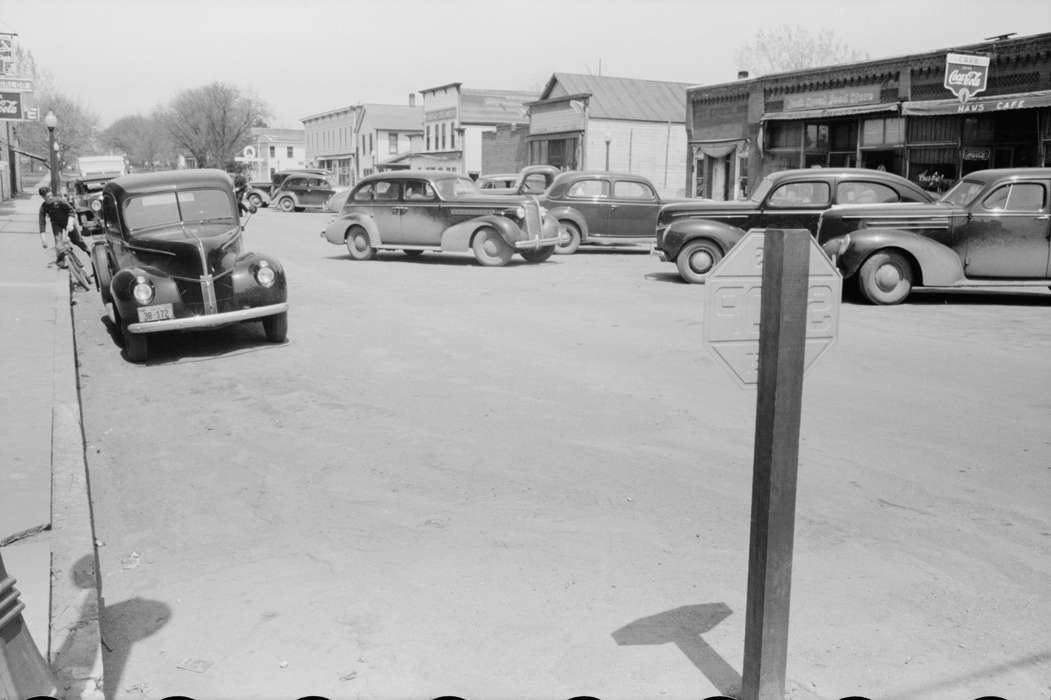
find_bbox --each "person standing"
[37,186,88,267]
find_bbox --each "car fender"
[110,266,181,321]
[324,214,386,246]
[231,252,288,305]
[544,206,589,239]
[663,219,746,260]
[441,215,521,251]
[833,229,964,285]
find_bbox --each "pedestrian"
[38,185,89,268]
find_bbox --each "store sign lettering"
[784,86,880,111]
[944,52,990,103]
[955,97,1028,114]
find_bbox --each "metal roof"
[539,73,693,123]
[356,103,424,132]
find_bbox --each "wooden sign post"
[740,229,811,700]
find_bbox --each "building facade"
[302,105,358,186]
[356,102,424,178]
[245,128,305,183]
[524,73,693,197]
[687,32,1051,200]
[418,83,536,176]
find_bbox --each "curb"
[48,274,104,700]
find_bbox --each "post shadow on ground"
[54,554,171,700]
[612,602,741,698]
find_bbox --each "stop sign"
[703,229,840,386]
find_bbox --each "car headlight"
[514,206,525,219]
[255,260,276,287]
[132,276,154,305]
[90,199,102,212]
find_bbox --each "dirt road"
[73,210,1051,700]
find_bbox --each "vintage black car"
[652,168,933,283]
[817,167,1051,304]
[66,175,112,233]
[270,172,337,212]
[92,169,289,362]
[321,170,562,266]
[541,171,684,254]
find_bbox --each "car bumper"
[513,233,563,250]
[126,302,289,334]
[650,244,669,262]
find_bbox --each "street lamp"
[604,136,612,171]
[44,109,59,194]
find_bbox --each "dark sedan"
[652,168,933,283]
[92,169,289,362]
[541,171,684,254]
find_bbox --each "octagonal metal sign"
[703,229,841,386]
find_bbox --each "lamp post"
[44,110,59,195]
[604,136,611,171]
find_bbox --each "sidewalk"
[0,187,103,699]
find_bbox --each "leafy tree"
[160,82,270,169]
[736,25,868,76]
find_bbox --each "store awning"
[762,102,899,121]
[901,89,1051,116]
[691,138,746,159]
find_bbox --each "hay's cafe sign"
[944,52,993,112]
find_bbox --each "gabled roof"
[460,88,536,125]
[356,103,424,132]
[538,72,694,123]
[250,127,305,143]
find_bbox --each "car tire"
[122,323,148,363]
[472,227,513,267]
[520,245,555,263]
[345,227,377,260]
[555,221,581,255]
[858,250,913,305]
[263,311,288,343]
[91,243,113,304]
[278,196,296,213]
[675,239,723,284]
[402,249,425,258]
[247,193,263,208]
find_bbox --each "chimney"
[409,93,416,107]
[737,70,749,80]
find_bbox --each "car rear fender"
[544,206,588,239]
[835,229,964,285]
[663,219,745,260]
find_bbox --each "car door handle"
[1036,214,1050,220]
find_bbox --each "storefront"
[686,32,1051,198]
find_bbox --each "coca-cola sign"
[944,52,990,103]
[0,91,23,119]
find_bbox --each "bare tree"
[160,82,269,169]
[19,91,100,172]
[736,25,868,76]
[100,113,176,171]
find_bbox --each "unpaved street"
[73,209,1051,700]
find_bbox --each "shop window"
[805,124,829,151]
[766,122,801,149]
[829,122,856,151]
[962,116,995,144]
[908,116,957,144]
[862,117,905,146]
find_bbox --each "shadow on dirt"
[99,314,287,366]
[612,602,740,697]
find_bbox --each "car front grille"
[523,199,541,235]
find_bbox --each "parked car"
[92,169,288,362]
[817,167,1051,304]
[652,168,933,283]
[65,175,112,233]
[270,172,337,212]
[320,170,563,266]
[539,171,685,254]
[323,187,352,213]
[477,165,560,196]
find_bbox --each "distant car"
[92,169,288,362]
[540,170,685,254]
[817,167,1051,304]
[478,165,560,197]
[270,172,337,212]
[652,168,934,283]
[323,187,352,213]
[321,170,563,266]
[66,175,112,233]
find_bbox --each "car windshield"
[749,176,774,203]
[435,177,480,199]
[123,188,235,233]
[939,180,985,206]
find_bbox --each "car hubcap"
[353,236,367,252]
[875,263,902,292]
[690,250,714,274]
[482,238,501,257]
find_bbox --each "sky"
[2,0,1048,129]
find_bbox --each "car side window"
[102,193,120,232]
[352,183,374,201]
[567,179,609,198]
[404,181,436,201]
[373,181,400,201]
[521,174,548,193]
[838,182,898,204]
[982,183,1046,212]
[613,180,656,200]
[767,182,831,207]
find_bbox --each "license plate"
[137,303,173,323]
